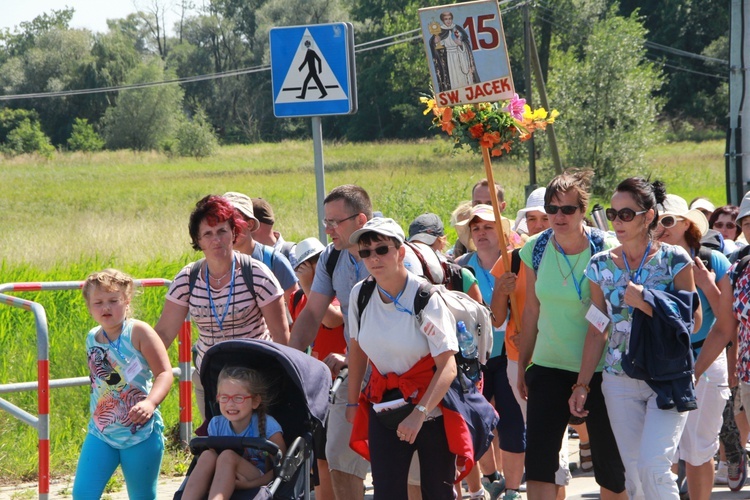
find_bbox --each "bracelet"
[346,403,359,407]
[571,383,590,393]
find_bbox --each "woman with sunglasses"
[570,179,701,499]
[655,194,731,499]
[709,205,743,255]
[517,169,626,500]
[345,218,466,498]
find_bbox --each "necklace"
[208,265,232,285]
[552,236,583,286]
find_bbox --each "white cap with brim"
[513,187,547,233]
[223,191,260,232]
[689,198,715,214]
[349,217,405,245]
[737,191,750,224]
[658,194,708,236]
[292,237,326,269]
[455,204,513,247]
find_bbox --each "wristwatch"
[415,404,429,416]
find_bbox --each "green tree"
[67,117,104,152]
[101,59,185,150]
[548,9,664,194]
[175,107,219,157]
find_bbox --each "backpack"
[355,277,494,388]
[697,246,713,273]
[730,245,750,289]
[530,227,607,274]
[188,252,255,294]
[404,241,465,291]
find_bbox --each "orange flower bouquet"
[420,94,558,157]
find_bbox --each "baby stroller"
[174,339,331,500]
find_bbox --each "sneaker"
[481,476,506,500]
[469,491,488,499]
[715,460,728,485]
[503,490,522,500]
[728,452,748,492]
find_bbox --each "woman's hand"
[396,410,426,445]
[693,256,716,292]
[517,363,528,400]
[345,405,358,424]
[624,281,647,311]
[496,271,517,296]
[568,386,589,418]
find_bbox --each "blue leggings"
[72,430,164,499]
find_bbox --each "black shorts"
[524,364,625,493]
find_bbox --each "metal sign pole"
[312,116,327,242]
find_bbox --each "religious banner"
[419,0,515,107]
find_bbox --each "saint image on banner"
[429,11,480,92]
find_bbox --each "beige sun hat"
[658,194,708,236]
[454,204,513,248]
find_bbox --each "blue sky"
[2,1,180,34]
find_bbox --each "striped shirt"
[166,252,283,371]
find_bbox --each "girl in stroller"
[182,366,287,499]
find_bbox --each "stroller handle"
[189,436,283,464]
[330,367,348,396]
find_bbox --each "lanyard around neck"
[553,233,592,301]
[102,321,125,359]
[622,241,652,285]
[207,254,236,331]
[377,283,413,315]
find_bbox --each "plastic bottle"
[456,320,477,359]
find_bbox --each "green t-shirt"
[519,229,617,372]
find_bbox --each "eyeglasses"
[321,213,359,229]
[658,215,683,228]
[217,394,254,404]
[606,208,647,222]
[358,245,394,259]
[544,205,579,215]
[713,221,737,230]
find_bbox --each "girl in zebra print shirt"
[72,269,173,499]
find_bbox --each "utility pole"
[727,0,750,204]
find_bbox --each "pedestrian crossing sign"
[270,23,357,118]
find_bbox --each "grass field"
[0,138,727,488]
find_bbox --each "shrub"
[67,118,104,152]
[175,109,219,158]
[3,119,55,157]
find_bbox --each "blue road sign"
[270,23,357,118]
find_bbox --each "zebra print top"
[86,319,163,449]
[165,253,283,372]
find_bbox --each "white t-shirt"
[348,274,458,375]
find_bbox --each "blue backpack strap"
[588,227,606,254]
[532,228,553,274]
[259,243,275,269]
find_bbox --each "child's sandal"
[579,441,593,472]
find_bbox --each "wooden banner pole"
[481,146,521,331]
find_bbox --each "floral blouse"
[585,243,691,375]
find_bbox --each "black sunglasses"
[544,204,579,215]
[606,208,648,222]
[713,221,737,230]
[357,245,394,259]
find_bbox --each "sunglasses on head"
[658,215,683,228]
[606,208,647,222]
[357,245,394,259]
[544,204,579,215]
[713,221,737,230]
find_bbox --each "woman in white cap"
[344,217,463,498]
[570,179,700,499]
[657,194,731,499]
